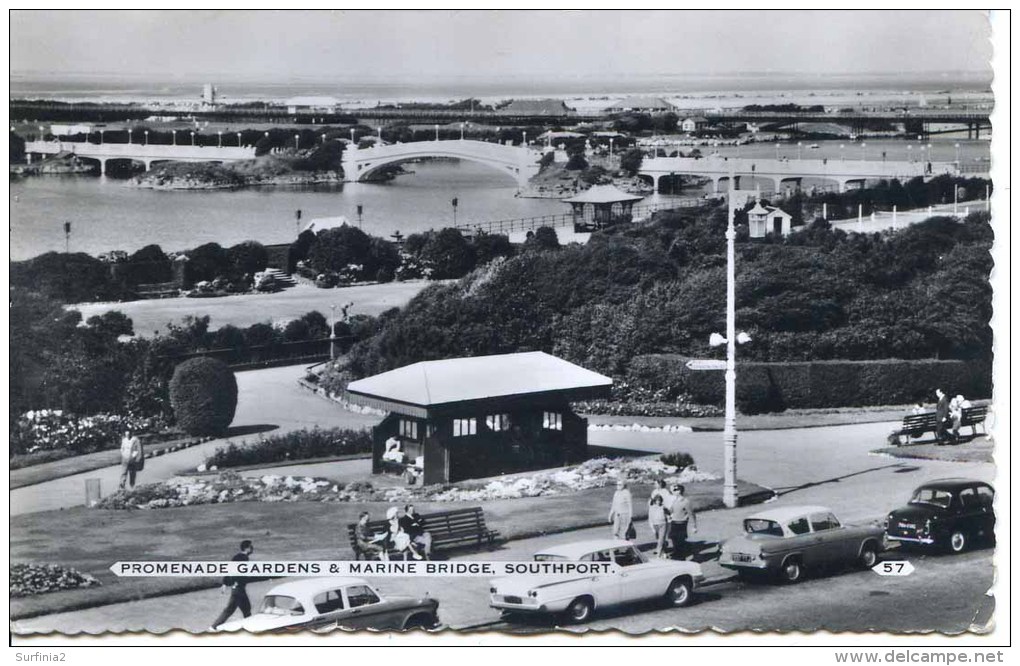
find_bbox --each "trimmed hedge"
[204,427,373,469]
[627,354,992,414]
[169,357,238,436]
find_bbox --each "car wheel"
[666,576,693,607]
[948,530,967,554]
[565,597,594,624]
[402,613,437,631]
[858,542,879,569]
[779,558,803,584]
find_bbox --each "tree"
[187,243,230,283]
[565,153,588,171]
[168,357,238,436]
[473,233,515,265]
[307,225,372,275]
[619,148,644,176]
[527,226,560,251]
[420,228,476,279]
[538,151,555,170]
[85,311,134,338]
[227,240,269,277]
[125,244,172,285]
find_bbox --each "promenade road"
[72,281,433,337]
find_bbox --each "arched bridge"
[23,140,256,174]
[343,139,541,187]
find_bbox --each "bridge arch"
[354,153,523,185]
[344,140,540,187]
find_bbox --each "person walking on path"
[118,429,143,490]
[934,388,951,444]
[647,494,669,557]
[668,484,697,560]
[210,540,255,630]
[608,479,633,540]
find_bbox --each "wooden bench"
[347,507,500,560]
[888,405,988,446]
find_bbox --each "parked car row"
[221,478,994,632]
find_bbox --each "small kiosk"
[345,352,613,485]
[564,185,645,232]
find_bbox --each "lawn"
[872,436,994,464]
[9,477,768,619]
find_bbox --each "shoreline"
[126,171,343,191]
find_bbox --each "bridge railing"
[454,199,712,236]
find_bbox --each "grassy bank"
[10,477,768,619]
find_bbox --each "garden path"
[10,365,382,516]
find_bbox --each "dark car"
[885,479,995,553]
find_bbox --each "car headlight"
[489,587,497,594]
[922,519,932,536]
[528,590,538,598]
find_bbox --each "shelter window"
[399,419,418,440]
[486,414,510,432]
[453,418,477,437]
[543,411,562,431]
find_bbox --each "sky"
[10,10,993,83]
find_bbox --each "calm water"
[11,160,691,260]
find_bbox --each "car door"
[339,584,403,630]
[956,486,988,542]
[785,515,823,567]
[808,511,852,565]
[587,549,624,607]
[307,588,348,631]
[974,484,995,539]
[612,546,661,602]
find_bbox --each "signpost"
[685,359,727,371]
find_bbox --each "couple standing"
[609,479,697,560]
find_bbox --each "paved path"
[10,366,382,516]
[72,281,432,337]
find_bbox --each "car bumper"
[718,554,769,570]
[489,596,568,614]
[886,534,935,545]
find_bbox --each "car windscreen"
[744,519,784,536]
[534,554,571,562]
[910,488,952,509]
[260,595,305,616]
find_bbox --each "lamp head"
[709,332,727,347]
[736,331,752,345]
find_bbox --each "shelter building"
[345,352,613,484]
[747,201,798,237]
[563,185,645,231]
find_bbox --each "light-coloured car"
[488,539,705,623]
[218,577,439,633]
[719,505,884,584]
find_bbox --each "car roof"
[536,539,636,558]
[915,478,993,491]
[266,577,369,598]
[745,505,833,523]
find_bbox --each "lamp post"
[460,123,465,141]
[860,142,866,161]
[927,143,933,167]
[190,131,195,146]
[63,221,71,254]
[294,134,299,151]
[172,129,176,146]
[907,144,912,163]
[954,142,961,168]
[100,130,105,145]
[377,127,382,142]
[713,171,753,509]
[435,124,439,141]
[522,130,527,147]
[144,130,149,146]
[127,129,133,144]
[797,141,802,160]
[237,132,242,147]
[839,143,845,161]
[774,141,779,160]
[609,138,614,163]
[451,197,458,225]
[350,128,355,145]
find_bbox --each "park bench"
[347,507,500,561]
[888,405,988,446]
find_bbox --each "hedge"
[626,354,993,414]
[204,427,372,469]
[169,357,238,436]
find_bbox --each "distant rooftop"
[564,185,645,204]
[346,351,612,417]
[285,96,339,107]
[606,96,675,112]
[497,98,574,116]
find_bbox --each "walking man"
[668,484,697,560]
[210,540,255,630]
[608,480,633,540]
[934,388,951,444]
[118,428,143,489]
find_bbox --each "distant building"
[681,116,710,133]
[747,201,798,238]
[346,352,613,484]
[605,96,676,114]
[564,185,645,232]
[202,84,217,106]
[50,124,94,136]
[496,98,574,116]
[286,96,339,114]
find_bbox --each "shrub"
[204,427,373,468]
[10,564,101,598]
[11,410,162,456]
[168,357,238,436]
[660,451,696,471]
[228,240,269,276]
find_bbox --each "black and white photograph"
[7,8,1009,650]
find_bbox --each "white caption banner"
[110,561,620,578]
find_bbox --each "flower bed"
[11,410,165,456]
[576,399,722,418]
[10,563,102,598]
[95,457,718,510]
[203,427,373,470]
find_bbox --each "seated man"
[354,511,388,561]
[382,436,404,464]
[399,504,432,560]
[949,395,972,441]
